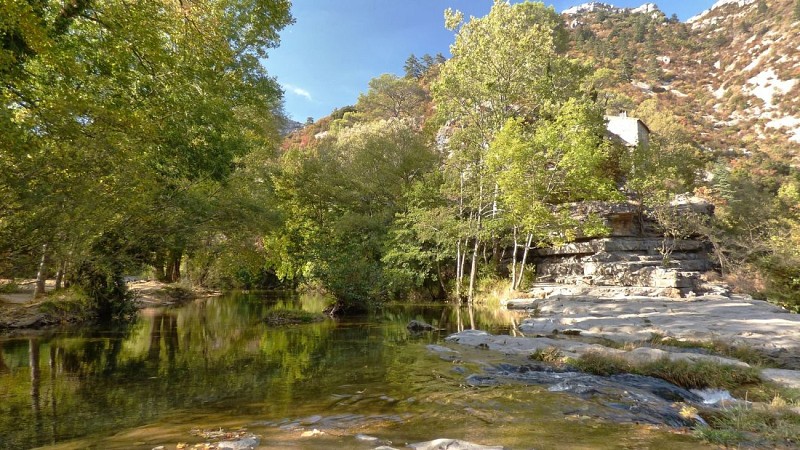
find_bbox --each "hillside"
[564,0,800,164]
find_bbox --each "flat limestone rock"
[511,294,800,367]
[761,368,800,389]
[217,436,260,450]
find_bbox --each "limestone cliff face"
[530,198,717,297]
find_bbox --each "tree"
[356,74,428,122]
[269,118,436,311]
[432,0,586,301]
[404,55,424,79]
[487,101,619,290]
[0,0,293,318]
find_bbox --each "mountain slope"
[564,0,800,164]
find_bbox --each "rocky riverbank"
[503,291,800,375]
[431,287,800,448]
[0,279,218,332]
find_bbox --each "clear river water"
[0,292,711,449]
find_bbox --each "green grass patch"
[696,403,800,447]
[571,351,761,390]
[263,309,326,326]
[529,346,564,364]
[571,351,800,447]
[639,358,761,390]
[37,288,95,322]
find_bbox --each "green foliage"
[356,74,429,121]
[269,117,437,309]
[0,0,292,312]
[704,152,800,309]
[0,280,19,294]
[403,53,446,80]
[488,102,619,245]
[431,0,610,299]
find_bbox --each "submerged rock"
[263,309,326,326]
[217,436,260,450]
[407,438,505,450]
[407,320,436,331]
[454,358,705,428]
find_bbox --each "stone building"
[605,113,650,148]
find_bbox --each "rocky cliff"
[530,197,720,298]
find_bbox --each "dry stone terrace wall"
[530,199,716,297]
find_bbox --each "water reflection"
[0,293,507,449]
[0,294,705,449]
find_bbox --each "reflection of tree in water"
[147,312,179,369]
[0,348,8,373]
[29,339,42,439]
[0,296,520,449]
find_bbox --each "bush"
[73,260,137,322]
[0,280,19,294]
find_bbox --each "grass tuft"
[647,334,772,367]
[571,351,761,390]
[529,346,564,364]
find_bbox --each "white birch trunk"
[514,233,534,291]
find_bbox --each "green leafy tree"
[487,100,619,290]
[269,118,436,311]
[0,0,292,317]
[432,0,588,301]
[356,74,429,122]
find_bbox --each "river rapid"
[0,292,711,449]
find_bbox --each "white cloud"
[284,83,312,101]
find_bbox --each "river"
[0,292,710,449]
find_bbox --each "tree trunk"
[164,250,182,283]
[514,233,534,291]
[170,252,181,282]
[467,235,480,304]
[467,178,484,304]
[435,260,447,298]
[455,239,462,301]
[33,244,48,299]
[510,227,518,290]
[154,253,167,282]
[54,260,66,290]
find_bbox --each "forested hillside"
[276,0,800,311]
[2,0,799,320]
[560,0,800,307]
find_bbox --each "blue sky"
[264,1,719,122]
